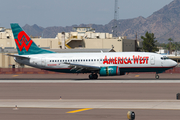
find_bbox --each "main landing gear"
[89,73,98,79]
[155,74,159,79]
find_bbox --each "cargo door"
[150,56,155,65]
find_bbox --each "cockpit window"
[161,56,170,60]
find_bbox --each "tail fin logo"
[15,31,33,51]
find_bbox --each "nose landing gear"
[155,74,159,79]
[89,73,98,79]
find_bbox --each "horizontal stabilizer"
[6,54,30,59]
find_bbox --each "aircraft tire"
[89,74,98,79]
[89,74,93,79]
[155,74,159,79]
[93,74,98,79]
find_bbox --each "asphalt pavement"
[0,73,180,120]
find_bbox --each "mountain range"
[22,0,180,43]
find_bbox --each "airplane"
[7,23,177,79]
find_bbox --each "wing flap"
[65,62,100,72]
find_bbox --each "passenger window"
[94,59,96,61]
[91,59,93,61]
[52,60,54,62]
[97,59,99,61]
[65,60,67,62]
[50,60,51,62]
[89,59,90,61]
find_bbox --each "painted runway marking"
[13,75,18,77]
[135,75,139,77]
[66,108,93,113]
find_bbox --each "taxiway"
[0,73,180,120]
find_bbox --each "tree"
[168,38,173,54]
[141,32,159,52]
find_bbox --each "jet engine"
[99,66,120,76]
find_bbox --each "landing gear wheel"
[155,74,159,79]
[93,74,98,79]
[89,74,98,79]
[89,74,93,79]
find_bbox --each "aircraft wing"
[6,54,30,59]
[65,62,100,72]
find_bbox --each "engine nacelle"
[100,66,120,76]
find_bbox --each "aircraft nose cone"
[172,61,178,67]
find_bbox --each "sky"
[0,0,173,28]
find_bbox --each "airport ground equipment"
[127,111,135,120]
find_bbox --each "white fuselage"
[15,52,177,74]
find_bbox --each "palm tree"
[168,38,173,54]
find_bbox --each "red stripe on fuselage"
[44,66,174,70]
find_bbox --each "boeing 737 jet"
[7,23,177,79]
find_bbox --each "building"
[157,47,168,55]
[57,27,142,52]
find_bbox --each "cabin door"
[150,56,155,65]
[41,58,46,66]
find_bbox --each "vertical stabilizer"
[10,23,55,55]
